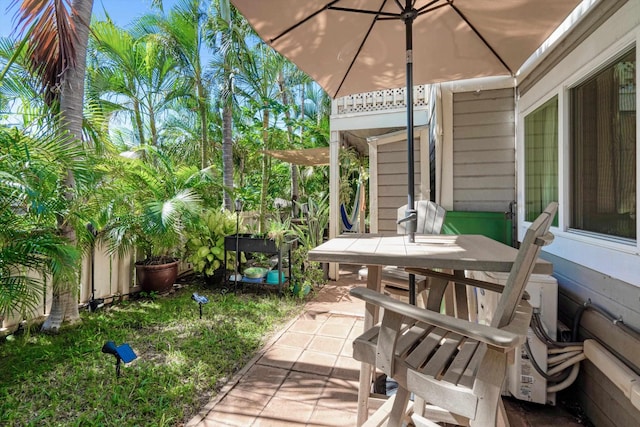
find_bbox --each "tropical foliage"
[95,147,205,263]
[0,0,331,327]
[0,126,85,318]
[185,209,238,277]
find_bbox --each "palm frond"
[10,0,78,103]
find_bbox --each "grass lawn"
[0,281,303,426]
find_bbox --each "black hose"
[572,301,589,342]
[523,340,574,383]
[531,312,582,348]
[572,299,640,342]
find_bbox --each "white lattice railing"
[333,84,431,115]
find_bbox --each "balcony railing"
[332,84,431,115]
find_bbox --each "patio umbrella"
[231,0,581,242]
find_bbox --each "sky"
[0,0,178,38]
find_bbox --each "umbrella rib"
[333,0,389,97]
[328,6,398,18]
[447,1,513,75]
[270,0,342,44]
[416,1,447,15]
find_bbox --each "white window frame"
[566,46,637,244]
[516,5,640,287]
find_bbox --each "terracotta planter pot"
[135,259,179,293]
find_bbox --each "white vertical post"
[329,132,341,280]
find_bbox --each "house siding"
[543,252,640,427]
[452,89,516,212]
[376,140,421,234]
[518,0,639,424]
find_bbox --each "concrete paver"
[188,266,587,427]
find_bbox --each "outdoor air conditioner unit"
[467,270,558,406]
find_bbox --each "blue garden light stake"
[191,292,209,319]
[101,341,137,378]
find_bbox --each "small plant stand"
[224,234,292,293]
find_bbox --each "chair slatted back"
[492,202,557,328]
[397,201,447,235]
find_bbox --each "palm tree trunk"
[277,71,299,209]
[149,107,158,147]
[259,108,270,233]
[41,0,94,332]
[222,98,233,210]
[197,80,209,169]
[133,98,146,145]
[42,290,66,333]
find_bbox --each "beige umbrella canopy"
[231,0,580,98]
[232,0,580,241]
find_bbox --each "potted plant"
[288,195,330,297]
[266,217,295,249]
[293,195,330,277]
[289,245,325,298]
[99,147,202,293]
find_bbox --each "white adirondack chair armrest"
[350,287,528,350]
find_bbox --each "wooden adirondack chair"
[351,202,558,427]
[396,201,447,236]
[383,201,447,305]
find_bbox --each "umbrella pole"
[404,4,418,305]
[402,5,417,244]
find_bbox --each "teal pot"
[292,283,311,297]
[266,270,286,285]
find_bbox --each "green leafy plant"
[137,290,159,300]
[292,195,329,249]
[185,210,239,277]
[287,195,330,298]
[0,126,88,320]
[266,216,296,248]
[248,252,273,269]
[289,246,325,299]
[98,146,202,264]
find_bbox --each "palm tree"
[11,0,95,332]
[97,146,203,264]
[0,34,58,129]
[235,43,285,232]
[87,19,189,147]
[301,81,332,143]
[276,58,312,206]
[134,0,212,169]
[158,108,207,166]
[208,0,250,210]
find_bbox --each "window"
[571,48,636,240]
[524,96,558,224]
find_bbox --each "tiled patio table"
[309,233,553,426]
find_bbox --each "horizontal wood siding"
[377,139,420,234]
[520,3,639,425]
[575,361,640,427]
[452,89,515,212]
[542,252,640,426]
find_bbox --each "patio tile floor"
[188,266,587,427]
